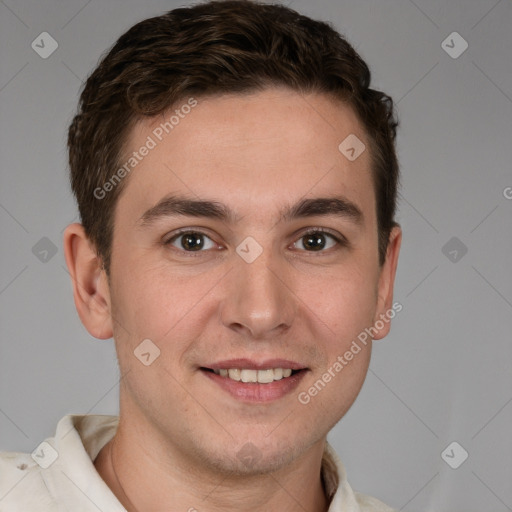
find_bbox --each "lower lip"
[201,369,308,403]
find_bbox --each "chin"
[196,434,312,477]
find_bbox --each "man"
[0,1,401,510]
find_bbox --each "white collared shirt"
[0,415,396,511]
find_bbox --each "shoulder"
[0,450,58,510]
[1,414,120,511]
[354,491,398,512]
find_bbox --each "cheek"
[110,268,203,408]
[110,260,199,340]
[296,264,379,344]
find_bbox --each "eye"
[293,228,344,252]
[164,227,346,255]
[165,230,217,252]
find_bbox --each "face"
[94,88,400,474]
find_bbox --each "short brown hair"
[67,0,399,275]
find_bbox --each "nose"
[219,249,296,340]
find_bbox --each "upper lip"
[203,358,308,371]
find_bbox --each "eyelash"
[163,227,347,256]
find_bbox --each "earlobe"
[63,223,113,340]
[373,225,402,340]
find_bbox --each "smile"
[200,364,308,402]
[212,368,294,383]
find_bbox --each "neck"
[94,420,329,512]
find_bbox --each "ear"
[372,225,402,340]
[63,223,113,339]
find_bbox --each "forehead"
[115,88,375,226]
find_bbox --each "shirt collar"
[47,414,369,512]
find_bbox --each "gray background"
[1,0,511,510]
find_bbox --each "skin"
[64,87,401,512]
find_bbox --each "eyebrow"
[137,194,363,228]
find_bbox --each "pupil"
[183,233,204,251]
[180,233,327,251]
[304,233,325,251]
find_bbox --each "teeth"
[257,369,274,384]
[240,369,258,383]
[228,369,241,381]
[212,367,297,383]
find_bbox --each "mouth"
[199,359,309,402]
[201,367,303,383]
